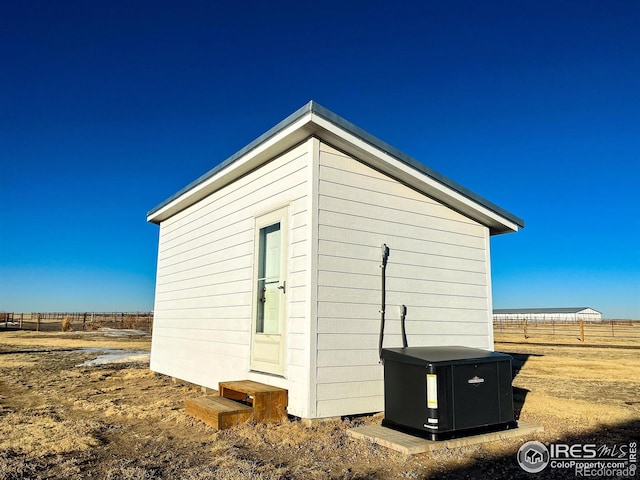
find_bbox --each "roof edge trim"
[147,101,315,221]
[309,103,524,229]
[147,101,524,230]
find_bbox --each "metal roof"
[493,307,601,314]
[147,101,525,232]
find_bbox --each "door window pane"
[257,222,280,334]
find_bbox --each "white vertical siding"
[315,142,492,418]
[150,141,311,417]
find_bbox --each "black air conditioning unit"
[381,346,516,440]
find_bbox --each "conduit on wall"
[378,243,409,362]
[378,244,389,362]
[399,304,408,348]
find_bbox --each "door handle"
[277,281,286,294]
[261,286,267,303]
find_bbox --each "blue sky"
[1,1,638,318]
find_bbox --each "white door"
[251,208,288,375]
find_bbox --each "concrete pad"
[347,422,544,455]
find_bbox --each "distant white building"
[493,307,602,322]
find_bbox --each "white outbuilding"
[493,307,602,322]
[147,101,524,420]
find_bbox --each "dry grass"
[0,408,102,455]
[61,316,73,332]
[0,331,638,479]
[0,330,151,350]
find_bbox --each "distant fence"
[494,319,640,344]
[0,312,154,333]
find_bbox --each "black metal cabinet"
[381,346,515,440]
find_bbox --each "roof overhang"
[147,101,524,235]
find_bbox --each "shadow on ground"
[433,418,639,479]
[496,350,543,421]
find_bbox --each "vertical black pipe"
[378,244,389,361]
[400,304,408,348]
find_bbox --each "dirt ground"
[1,330,638,479]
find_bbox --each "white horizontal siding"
[318,243,486,275]
[314,142,492,418]
[317,396,384,418]
[150,335,251,381]
[155,267,252,296]
[151,142,310,415]
[316,380,383,401]
[159,151,308,238]
[155,248,255,289]
[319,271,488,297]
[318,303,489,323]
[318,225,485,262]
[317,348,380,367]
[319,196,484,247]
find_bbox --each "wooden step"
[185,396,253,430]
[219,380,288,423]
